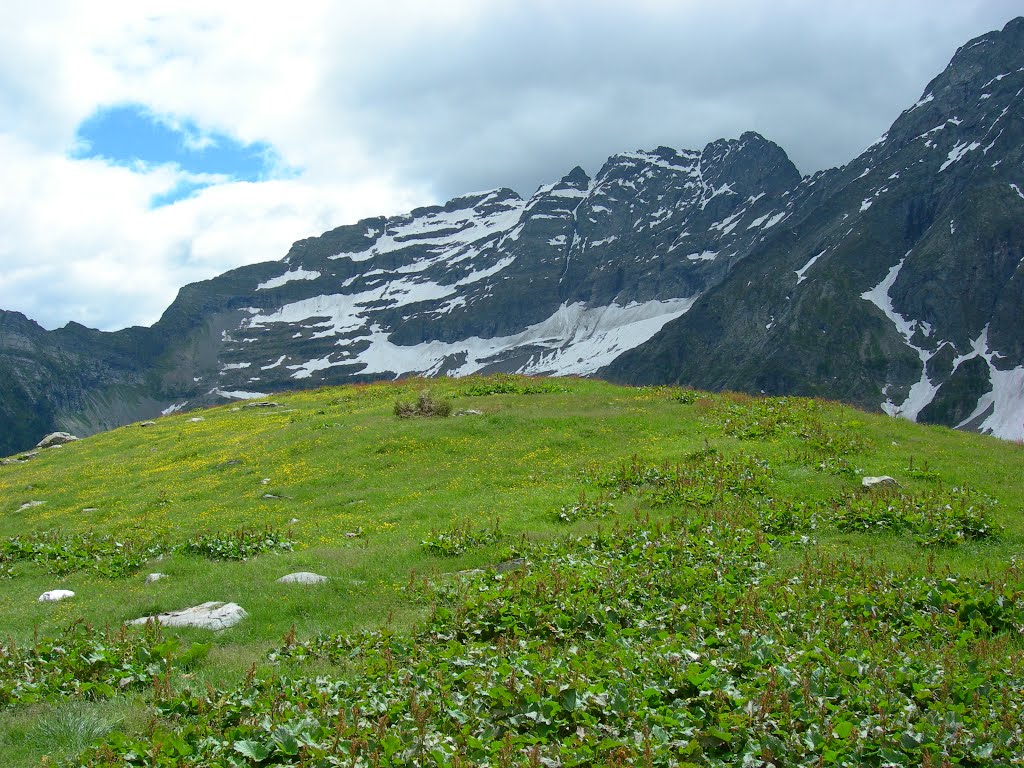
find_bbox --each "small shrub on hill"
[595,450,771,507]
[712,396,868,455]
[1,525,295,576]
[905,456,941,481]
[394,390,452,418]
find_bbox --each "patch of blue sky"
[71,103,292,206]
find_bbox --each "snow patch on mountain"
[329,192,526,262]
[260,297,698,382]
[795,250,826,284]
[257,269,321,291]
[951,327,1024,440]
[213,389,268,400]
[861,257,940,420]
[940,141,981,171]
[455,256,516,287]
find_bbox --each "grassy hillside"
[0,376,1021,766]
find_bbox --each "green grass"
[0,376,1022,765]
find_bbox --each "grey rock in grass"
[862,476,897,489]
[128,601,247,630]
[495,558,527,573]
[36,432,78,448]
[38,589,75,602]
[243,401,280,409]
[17,500,45,512]
[454,409,484,416]
[188,417,205,422]
[2,450,40,466]
[139,421,156,427]
[276,572,328,585]
[145,572,168,583]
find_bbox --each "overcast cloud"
[0,0,1020,331]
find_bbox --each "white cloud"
[0,134,428,330]
[0,0,1021,330]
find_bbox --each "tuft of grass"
[32,702,123,757]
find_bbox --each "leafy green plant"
[905,456,941,481]
[1,525,294,576]
[0,532,169,578]
[0,622,185,709]
[832,485,1001,546]
[671,389,700,404]
[181,526,293,561]
[712,397,868,455]
[554,492,614,523]
[756,499,820,534]
[595,450,771,507]
[421,520,503,556]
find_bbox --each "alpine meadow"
[1,377,1023,765]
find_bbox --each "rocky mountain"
[2,17,1022,455]
[606,17,1024,439]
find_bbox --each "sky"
[1,1,1021,332]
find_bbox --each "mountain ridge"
[2,17,1023,454]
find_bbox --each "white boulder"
[862,476,897,489]
[38,589,75,602]
[36,432,78,448]
[276,572,328,585]
[128,601,247,630]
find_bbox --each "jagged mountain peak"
[554,165,591,191]
[699,132,801,198]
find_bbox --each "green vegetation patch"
[832,485,1000,546]
[421,520,504,557]
[77,514,1024,766]
[0,526,294,578]
[0,622,206,709]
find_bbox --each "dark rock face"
[1,18,1023,453]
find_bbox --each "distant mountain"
[2,17,1022,454]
